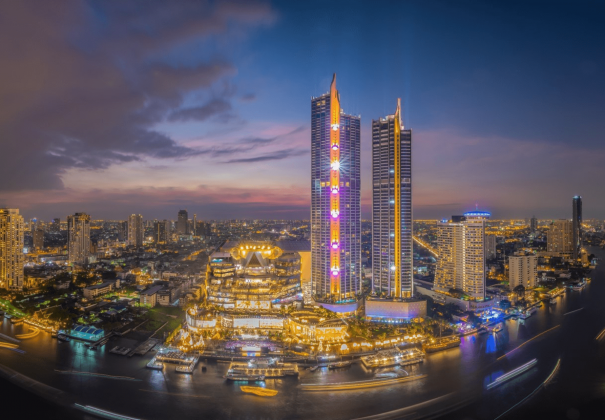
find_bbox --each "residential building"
[128,214,144,248]
[0,209,25,290]
[371,99,413,298]
[177,210,189,235]
[310,74,361,311]
[33,229,45,250]
[509,253,538,289]
[83,280,120,299]
[67,213,91,265]
[154,219,170,244]
[140,285,163,307]
[434,211,489,299]
[530,216,537,232]
[547,219,573,255]
[485,235,497,259]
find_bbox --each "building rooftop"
[141,285,163,296]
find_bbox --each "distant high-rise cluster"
[0,208,25,290]
[67,212,91,265]
[434,211,489,299]
[311,75,361,309]
[371,99,413,299]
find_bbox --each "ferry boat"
[423,336,461,353]
[309,365,320,372]
[571,282,586,291]
[492,323,504,333]
[226,359,298,378]
[328,360,352,369]
[375,372,399,379]
[361,348,424,368]
[225,374,265,382]
[57,334,70,342]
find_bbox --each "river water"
[2,246,605,419]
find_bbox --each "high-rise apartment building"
[530,216,538,232]
[50,218,61,233]
[33,229,45,250]
[311,74,361,309]
[434,211,488,299]
[128,214,144,248]
[547,219,573,255]
[572,196,582,260]
[371,99,412,298]
[154,220,170,244]
[508,253,538,289]
[67,213,91,265]
[177,210,189,235]
[485,235,497,259]
[0,209,25,290]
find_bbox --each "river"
[1,246,605,419]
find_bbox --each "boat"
[527,306,538,314]
[226,359,298,378]
[309,365,320,372]
[375,372,399,379]
[550,298,557,305]
[225,374,265,382]
[478,326,488,335]
[492,324,503,333]
[57,334,70,342]
[328,360,352,369]
[240,386,278,397]
[511,316,518,320]
[424,336,461,353]
[486,359,538,390]
[571,282,586,291]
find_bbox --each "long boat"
[423,336,461,353]
[225,374,265,382]
[328,360,352,369]
[486,359,538,390]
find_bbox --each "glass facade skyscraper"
[311,74,361,306]
[371,99,413,298]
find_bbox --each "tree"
[513,285,525,298]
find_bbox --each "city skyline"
[0,1,603,221]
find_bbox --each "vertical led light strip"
[394,99,401,298]
[329,74,341,297]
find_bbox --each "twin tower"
[310,74,412,312]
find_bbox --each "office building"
[128,214,144,248]
[434,211,488,299]
[547,219,573,255]
[311,74,361,312]
[177,210,189,235]
[67,213,91,265]
[572,196,582,260]
[0,209,25,290]
[508,253,538,289]
[371,99,413,298]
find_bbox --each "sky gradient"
[1,0,604,221]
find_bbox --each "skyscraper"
[434,211,488,299]
[50,218,61,233]
[0,209,25,290]
[509,253,538,289]
[154,220,170,244]
[371,99,412,298]
[67,212,91,265]
[33,229,45,250]
[128,214,144,248]
[530,216,538,232]
[311,74,361,309]
[177,210,189,235]
[572,196,582,260]
[547,219,573,255]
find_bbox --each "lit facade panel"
[0,208,25,290]
[371,100,412,298]
[311,74,361,304]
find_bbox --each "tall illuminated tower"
[67,212,91,265]
[371,99,412,298]
[0,209,25,290]
[572,195,582,260]
[311,74,361,309]
[128,214,144,248]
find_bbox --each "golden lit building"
[547,219,573,256]
[0,208,25,290]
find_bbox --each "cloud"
[0,0,275,191]
[223,149,309,163]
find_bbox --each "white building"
[434,212,488,299]
[0,209,25,290]
[508,253,538,289]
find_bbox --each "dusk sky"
[1,0,604,221]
